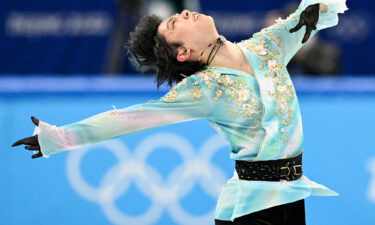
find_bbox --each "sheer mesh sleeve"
[33,75,213,157]
[242,0,348,66]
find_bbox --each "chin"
[208,17,217,31]
[199,13,213,21]
[201,15,214,25]
[207,15,214,21]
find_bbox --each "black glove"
[11,116,43,159]
[289,3,320,44]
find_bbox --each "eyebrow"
[167,14,178,30]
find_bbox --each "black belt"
[235,153,303,181]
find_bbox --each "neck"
[196,35,251,74]
[200,39,242,68]
[199,35,226,65]
[204,39,254,76]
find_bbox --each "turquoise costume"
[33,0,347,221]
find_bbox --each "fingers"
[31,116,39,126]
[32,152,43,159]
[11,115,40,147]
[11,115,39,147]
[295,3,319,43]
[25,145,40,151]
[12,135,38,147]
[11,120,42,158]
[289,19,304,33]
[11,139,23,147]
[302,26,313,43]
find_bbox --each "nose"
[181,9,191,19]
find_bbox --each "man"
[12,0,347,224]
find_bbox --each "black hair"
[125,15,206,89]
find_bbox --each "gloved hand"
[289,3,320,44]
[11,116,43,159]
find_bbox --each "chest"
[219,44,255,77]
[230,61,254,76]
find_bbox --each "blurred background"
[1,0,374,225]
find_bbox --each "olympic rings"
[66,132,230,225]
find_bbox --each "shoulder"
[160,69,218,103]
[173,68,221,90]
[194,68,221,81]
[238,32,281,58]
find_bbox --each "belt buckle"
[280,162,302,181]
[293,165,302,176]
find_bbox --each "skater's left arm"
[250,0,347,66]
[12,75,213,158]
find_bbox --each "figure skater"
[12,1,348,224]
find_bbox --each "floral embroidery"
[268,60,282,72]
[162,67,263,139]
[238,12,301,142]
[265,71,295,127]
[161,88,178,102]
[200,73,211,81]
[275,17,286,25]
[240,98,260,120]
[214,89,223,101]
[239,35,281,71]
[237,89,250,102]
[191,85,203,101]
[253,45,268,56]
[196,69,221,89]
[161,75,205,103]
[197,68,262,122]
[261,29,283,48]
[199,69,262,122]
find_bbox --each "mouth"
[193,12,200,21]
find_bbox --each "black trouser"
[215,199,306,225]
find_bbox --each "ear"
[176,47,191,62]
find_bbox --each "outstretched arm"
[12,75,213,158]
[250,0,348,66]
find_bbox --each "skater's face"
[157,10,219,63]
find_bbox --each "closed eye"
[167,14,178,30]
